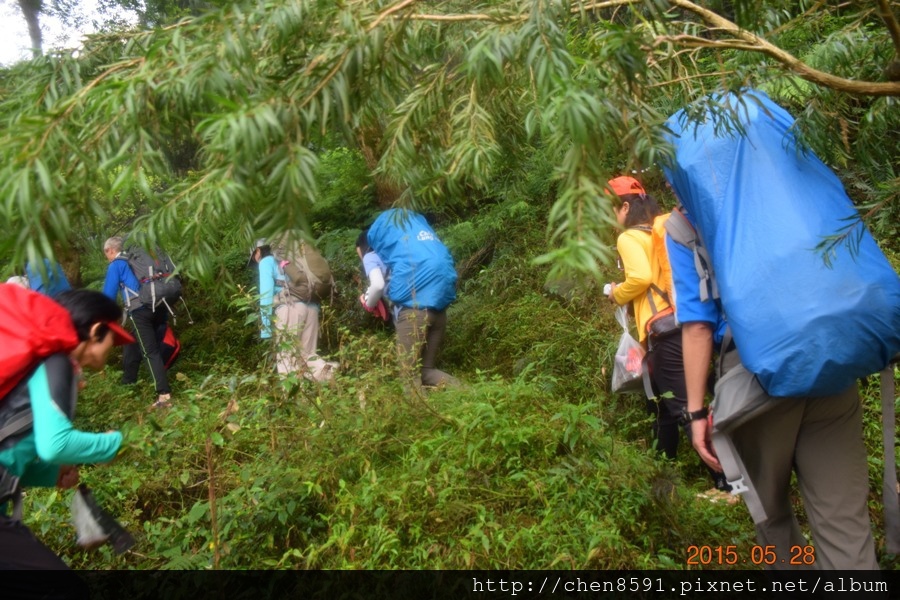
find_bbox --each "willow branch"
[655,34,761,52]
[27,57,143,158]
[768,0,827,37]
[877,0,900,57]
[646,70,737,87]
[577,0,640,10]
[671,0,900,96]
[406,13,523,23]
[368,0,419,31]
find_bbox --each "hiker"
[250,238,333,381]
[663,91,891,569]
[0,287,130,572]
[102,236,172,409]
[26,257,72,298]
[606,176,732,500]
[357,209,459,391]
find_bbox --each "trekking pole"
[180,297,194,325]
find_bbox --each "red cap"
[607,176,645,197]
[106,321,136,346]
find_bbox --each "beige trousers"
[722,364,877,570]
[273,302,319,375]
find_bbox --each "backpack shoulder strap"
[663,208,719,302]
[630,222,671,315]
[112,255,141,312]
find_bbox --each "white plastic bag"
[71,486,108,548]
[71,485,135,553]
[611,306,646,393]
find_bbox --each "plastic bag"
[611,306,646,393]
[71,485,135,554]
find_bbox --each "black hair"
[257,245,272,259]
[615,192,661,228]
[55,289,122,342]
[356,229,371,255]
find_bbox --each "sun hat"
[607,176,646,197]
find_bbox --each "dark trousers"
[0,516,89,599]
[123,307,171,395]
[0,518,89,597]
[645,333,688,459]
[0,516,70,570]
[646,333,729,490]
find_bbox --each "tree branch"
[368,0,419,31]
[576,0,900,95]
[655,34,761,53]
[670,0,900,96]
[577,0,640,10]
[406,13,523,23]
[646,70,737,88]
[877,0,900,57]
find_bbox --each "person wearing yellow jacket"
[606,176,731,500]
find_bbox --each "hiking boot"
[696,488,740,505]
[152,394,173,410]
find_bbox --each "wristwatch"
[681,407,709,423]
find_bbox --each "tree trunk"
[357,125,403,208]
[17,0,43,57]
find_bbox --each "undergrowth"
[20,210,897,571]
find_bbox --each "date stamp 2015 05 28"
[686,544,815,566]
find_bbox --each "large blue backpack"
[366,209,457,311]
[662,90,900,398]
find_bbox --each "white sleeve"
[365,267,385,308]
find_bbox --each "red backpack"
[0,284,79,402]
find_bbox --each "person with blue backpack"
[663,90,900,569]
[25,258,72,298]
[358,209,459,391]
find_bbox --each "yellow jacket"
[612,228,670,342]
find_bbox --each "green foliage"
[311,147,379,233]
[2,0,898,572]
[17,199,898,569]
[2,0,896,281]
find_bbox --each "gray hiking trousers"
[717,351,877,570]
[394,307,458,389]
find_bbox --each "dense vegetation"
[1,0,898,570]
[16,176,900,570]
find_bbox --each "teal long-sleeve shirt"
[257,255,284,339]
[0,354,122,490]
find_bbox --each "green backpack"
[276,237,333,304]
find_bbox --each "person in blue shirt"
[102,236,172,408]
[25,257,72,298]
[250,239,330,380]
[666,210,877,570]
[0,289,132,571]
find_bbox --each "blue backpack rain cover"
[663,90,900,397]
[26,258,72,299]
[367,209,457,311]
